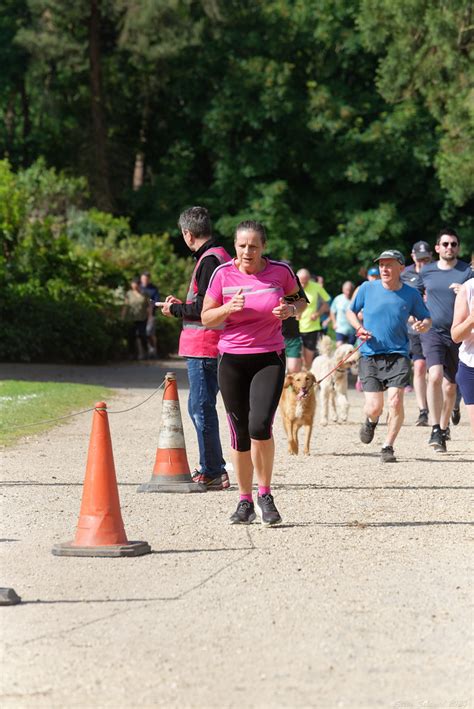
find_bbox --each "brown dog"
[279,371,317,455]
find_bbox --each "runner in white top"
[451,278,474,434]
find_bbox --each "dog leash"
[315,340,364,385]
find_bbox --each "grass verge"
[0,380,113,446]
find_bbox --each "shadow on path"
[0,359,188,390]
[2,480,473,492]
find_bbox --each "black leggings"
[218,351,286,452]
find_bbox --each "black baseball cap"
[374,249,405,265]
[411,241,432,258]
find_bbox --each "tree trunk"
[4,92,15,158]
[89,0,114,211]
[132,142,145,191]
[20,79,31,166]
[132,104,149,191]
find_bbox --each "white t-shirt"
[459,278,474,367]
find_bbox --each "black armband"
[284,293,301,303]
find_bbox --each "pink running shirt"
[207,259,298,354]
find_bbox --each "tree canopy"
[1,0,473,360]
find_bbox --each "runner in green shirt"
[296,269,331,369]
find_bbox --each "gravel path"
[1,360,473,709]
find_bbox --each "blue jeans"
[186,357,225,478]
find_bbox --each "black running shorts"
[359,354,411,392]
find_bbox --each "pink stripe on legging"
[226,413,238,450]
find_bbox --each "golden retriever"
[279,371,317,455]
[311,335,360,425]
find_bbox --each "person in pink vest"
[161,206,232,490]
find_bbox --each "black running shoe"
[451,408,461,426]
[380,445,396,463]
[229,500,256,525]
[428,429,446,453]
[416,409,429,426]
[359,418,378,444]
[257,494,282,526]
[443,426,451,441]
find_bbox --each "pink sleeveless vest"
[178,245,231,358]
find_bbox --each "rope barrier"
[107,380,166,414]
[1,379,166,431]
[2,342,364,433]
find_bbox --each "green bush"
[0,160,193,363]
[0,284,121,362]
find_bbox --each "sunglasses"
[440,241,459,248]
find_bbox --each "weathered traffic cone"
[138,372,206,493]
[53,402,151,557]
[0,588,21,606]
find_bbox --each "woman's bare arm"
[451,284,474,343]
[201,290,245,327]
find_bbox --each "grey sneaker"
[359,418,378,444]
[191,472,224,491]
[257,494,282,527]
[380,446,396,463]
[230,500,256,525]
[416,409,429,426]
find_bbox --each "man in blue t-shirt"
[347,249,431,463]
[417,228,474,452]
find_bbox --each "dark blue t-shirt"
[400,264,422,289]
[400,264,424,334]
[418,261,473,334]
[140,283,160,315]
[351,280,430,357]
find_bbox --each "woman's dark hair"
[436,227,460,245]
[235,220,267,245]
[178,206,212,238]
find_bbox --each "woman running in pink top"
[202,220,304,525]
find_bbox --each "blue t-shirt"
[140,283,160,315]
[350,280,430,357]
[330,294,356,336]
[418,261,473,334]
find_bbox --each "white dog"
[311,335,360,425]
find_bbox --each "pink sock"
[240,494,253,503]
[258,486,271,496]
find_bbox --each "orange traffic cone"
[53,402,151,557]
[138,372,206,493]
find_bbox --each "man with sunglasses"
[417,228,474,452]
[400,241,432,426]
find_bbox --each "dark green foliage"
[0,160,191,362]
[0,286,119,362]
[0,0,473,364]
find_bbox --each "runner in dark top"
[417,228,474,452]
[400,240,432,426]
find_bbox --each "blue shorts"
[420,329,459,383]
[456,361,474,405]
[408,332,425,361]
[336,332,356,345]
